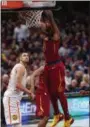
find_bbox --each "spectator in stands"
[79,71,90,91]
[68,79,79,92]
[70,64,77,78]
[74,70,83,87]
[83,73,89,84]
[65,69,72,91]
[13,20,30,43]
[58,41,70,57]
[79,81,89,91]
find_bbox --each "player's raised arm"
[44,10,60,41]
[16,65,33,96]
[30,66,44,92]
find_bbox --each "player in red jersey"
[40,10,74,127]
[30,66,50,127]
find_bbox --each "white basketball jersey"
[4,63,27,99]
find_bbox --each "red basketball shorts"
[36,90,50,117]
[44,62,65,96]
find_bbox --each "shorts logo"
[12,115,18,120]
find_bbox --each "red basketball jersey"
[43,40,60,63]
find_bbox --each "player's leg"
[39,92,50,127]
[57,63,74,127]
[57,64,70,119]
[3,96,22,127]
[50,93,60,115]
[47,65,64,127]
[38,116,49,127]
[50,93,64,127]
[36,91,50,127]
[44,66,61,115]
[58,92,74,127]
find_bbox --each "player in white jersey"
[3,52,35,127]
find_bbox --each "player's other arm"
[16,66,32,96]
[45,10,60,41]
[30,66,44,92]
[26,76,34,92]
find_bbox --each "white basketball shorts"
[3,96,21,125]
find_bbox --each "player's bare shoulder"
[14,63,26,74]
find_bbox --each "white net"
[19,10,43,28]
[18,1,56,28]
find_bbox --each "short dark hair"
[19,52,29,58]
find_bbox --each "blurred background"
[1,1,90,126]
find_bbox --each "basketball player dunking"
[30,66,50,127]
[40,10,74,127]
[3,52,35,127]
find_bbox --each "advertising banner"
[58,97,89,117]
[20,96,89,123]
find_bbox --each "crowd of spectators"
[1,11,90,94]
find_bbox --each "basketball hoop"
[1,1,56,28]
[19,1,56,28]
[19,10,43,28]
